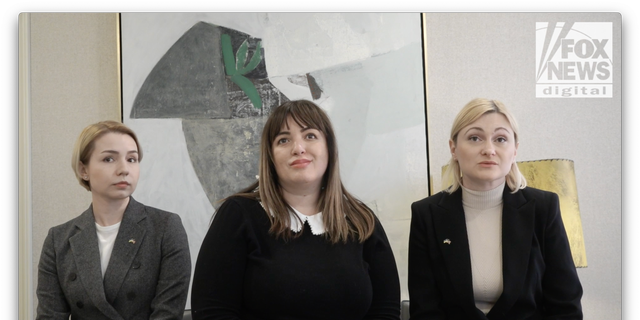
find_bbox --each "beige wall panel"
[27,12,120,317]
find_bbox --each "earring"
[83,175,88,180]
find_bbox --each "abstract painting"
[121,13,427,303]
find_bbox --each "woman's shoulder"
[517,186,559,202]
[49,209,93,232]
[411,190,452,207]
[43,209,93,249]
[130,197,175,217]
[214,195,267,223]
[126,198,185,231]
[221,195,263,211]
[369,217,391,239]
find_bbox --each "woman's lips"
[290,159,311,168]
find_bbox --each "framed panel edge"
[421,13,433,196]
[18,12,34,320]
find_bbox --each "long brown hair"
[233,100,376,243]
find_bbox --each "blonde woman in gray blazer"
[36,121,191,320]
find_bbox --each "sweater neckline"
[289,207,325,235]
[461,182,505,210]
[260,201,326,235]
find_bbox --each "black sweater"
[191,196,401,320]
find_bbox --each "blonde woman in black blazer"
[36,121,191,320]
[408,99,582,320]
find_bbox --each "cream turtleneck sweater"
[461,182,505,314]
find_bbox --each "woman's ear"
[78,162,88,180]
[449,139,456,160]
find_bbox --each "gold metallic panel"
[517,159,587,267]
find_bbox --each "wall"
[20,12,621,320]
[20,12,120,318]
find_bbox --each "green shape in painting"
[221,34,263,109]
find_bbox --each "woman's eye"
[469,136,481,142]
[103,157,114,163]
[496,137,507,143]
[277,138,289,145]
[306,133,317,139]
[127,157,138,163]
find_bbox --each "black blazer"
[408,186,582,320]
[36,197,191,320]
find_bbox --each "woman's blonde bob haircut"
[233,100,376,244]
[71,120,142,191]
[443,98,526,194]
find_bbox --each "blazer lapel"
[103,197,147,303]
[69,206,124,319]
[432,189,477,310]
[488,188,536,319]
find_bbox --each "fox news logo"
[536,22,613,98]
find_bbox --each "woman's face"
[450,112,518,191]
[272,116,329,194]
[80,132,140,203]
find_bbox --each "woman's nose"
[481,142,496,155]
[117,161,130,176]
[292,140,306,155]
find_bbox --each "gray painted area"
[129,19,290,211]
[130,21,284,119]
[131,22,228,119]
[227,78,287,119]
[182,117,266,204]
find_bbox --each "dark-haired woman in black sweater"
[191,100,401,320]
